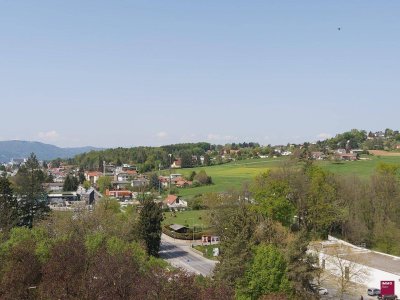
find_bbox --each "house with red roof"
[85,171,103,184]
[163,194,187,210]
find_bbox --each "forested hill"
[72,142,216,172]
[0,140,101,162]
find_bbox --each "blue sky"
[1,1,399,147]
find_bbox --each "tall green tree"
[236,244,291,299]
[63,175,79,191]
[13,153,49,228]
[149,173,160,191]
[203,154,211,166]
[0,174,19,232]
[180,150,193,168]
[138,199,163,256]
[252,172,296,227]
[78,167,86,184]
[213,204,257,286]
[285,231,319,299]
[97,176,112,194]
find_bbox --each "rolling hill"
[0,140,102,162]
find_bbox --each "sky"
[1,1,399,148]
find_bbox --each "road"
[159,234,218,276]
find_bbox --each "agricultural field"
[172,158,287,198]
[169,155,400,199]
[317,154,400,180]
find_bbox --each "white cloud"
[222,135,238,141]
[156,131,168,139]
[207,133,220,140]
[38,130,60,140]
[317,133,332,140]
[207,134,238,142]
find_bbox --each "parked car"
[310,284,328,295]
[317,287,328,295]
[368,288,381,296]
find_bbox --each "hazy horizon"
[1,1,399,148]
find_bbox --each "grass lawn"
[162,155,400,199]
[316,155,400,180]
[168,158,287,198]
[162,209,210,229]
[194,244,219,260]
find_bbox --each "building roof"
[164,194,178,205]
[169,224,188,231]
[86,171,103,177]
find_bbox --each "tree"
[0,175,19,232]
[188,171,197,181]
[252,172,296,227]
[236,244,291,299]
[213,204,257,286]
[180,150,193,168]
[0,241,42,299]
[194,170,212,185]
[97,176,112,194]
[203,154,211,166]
[325,244,368,300]
[285,231,319,299]
[138,199,163,256]
[13,153,49,228]
[83,180,91,191]
[78,168,86,184]
[63,175,79,191]
[40,239,87,299]
[149,173,160,191]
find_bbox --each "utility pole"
[168,154,172,194]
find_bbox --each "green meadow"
[170,155,400,199]
[172,158,287,198]
[162,209,209,228]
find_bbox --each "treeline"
[247,160,400,252]
[0,198,233,299]
[200,160,400,298]
[314,128,400,151]
[71,142,264,172]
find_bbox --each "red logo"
[381,281,395,296]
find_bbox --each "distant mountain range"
[0,141,103,163]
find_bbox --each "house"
[85,171,103,184]
[115,172,130,182]
[175,179,192,188]
[10,158,26,166]
[281,151,292,156]
[159,176,170,188]
[105,189,132,199]
[311,152,326,160]
[112,180,131,190]
[83,188,95,205]
[164,194,188,210]
[336,153,358,161]
[131,177,148,187]
[47,192,80,205]
[43,182,64,192]
[335,149,347,154]
[171,159,182,169]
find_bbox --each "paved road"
[159,234,218,276]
